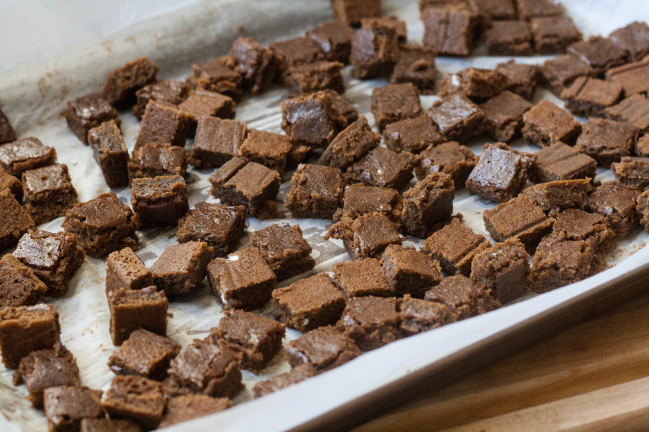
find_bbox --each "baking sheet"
[1,0,649,431]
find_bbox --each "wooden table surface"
[353,289,649,432]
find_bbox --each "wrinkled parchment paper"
[1,0,648,431]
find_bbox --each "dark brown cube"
[318,116,379,169]
[349,146,415,190]
[191,57,242,100]
[399,295,457,335]
[606,56,649,97]
[44,386,103,432]
[0,304,60,369]
[253,364,315,398]
[568,36,630,74]
[269,37,324,82]
[128,143,187,181]
[439,68,509,102]
[530,142,597,183]
[168,339,243,398]
[103,57,158,108]
[610,21,649,61]
[239,129,291,173]
[427,93,487,143]
[371,83,422,132]
[466,143,533,203]
[575,118,639,167]
[480,91,533,142]
[22,164,78,225]
[209,157,281,218]
[286,327,360,372]
[380,245,442,297]
[561,77,623,118]
[272,274,345,332]
[284,61,345,97]
[0,255,47,309]
[109,287,168,346]
[515,0,562,21]
[333,184,403,223]
[391,45,438,94]
[88,120,129,188]
[108,329,179,380]
[421,218,490,275]
[605,94,649,133]
[210,310,285,370]
[106,247,152,294]
[0,107,16,144]
[326,212,403,259]
[483,195,554,249]
[102,375,165,429]
[13,230,84,297]
[285,164,345,219]
[401,172,455,238]
[158,395,231,429]
[0,137,57,177]
[496,60,540,101]
[0,168,22,201]
[0,189,35,251]
[468,0,516,21]
[281,91,346,149]
[552,208,614,253]
[470,239,530,304]
[177,202,246,257]
[177,90,235,129]
[422,5,478,56]
[522,179,592,212]
[190,117,247,169]
[134,101,193,150]
[416,141,478,188]
[130,175,188,228]
[612,157,649,190]
[332,258,393,298]
[307,21,356,63]
[424,274,500,319]
[133,80,189,120]
[150,241,214,296]
[13,344,79,408]
[586,182,641,239]
[350,25,399,79]
[63,193,139,258]
[332,0,381,25]
[230,37,280,94]
[541,54,597,96]
[62,94,120,144]
[207,247,277,310]
[337,296,402,352]
[530,16,582,54]
[486,20,533,56]
[522,100,581,147]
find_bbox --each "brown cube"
[0,137,57,177]
[0,254,47,308]
[515,0,562,21]
[0,189,34,251]
[637,135,649,157]
[134,101,193,150]
[610,21,649,61]
[0,304,60,369]
[307,21,356,64]
[88,120,129,188]
[480,91,533,142]
[102,375,165,429]
[553,208,615,253]
[421,218,490,275]
[207,247,277,310]
[401,172,454,238]
[22,164,78,225]
[606,56,649,97]
[541,53,597,96]
[575,118,639,167]
[391,45,438,94]
[177,90,235,129]
[44,386,103,432]
[250,223,315,282]
[133,79,190,120]
[108,329,180,380]
[468,0,516,21]
[529,142,597,183]
[269,37,324,79]
[168,339,243,398]
[350,25,399,79]
[522,179,592,212]
[332,258,393,298]
[253,364,315,398]
[318,116,379,169]
[130,175,188,228]
[530,16,582,54]
[177,202,246,257]
[326,212,403,259]
[0,168,22,201]
[438,68,509,102]
[568,36,630,74]
[470,239,530,304]
[486,20,533,56]
[398,295,456,335]
[361,16,407,44]
[239,129,291,173]
[332,0,381,25]
[466,143,533,203]
[333,184,402,223]
[13,230,84,297]
[422,5,478,56]
[416,141,477,188]
[337,296,402,352]
[0,107,16,144]
[190,57,242,100]
[586,182,641,239]
[424,274,500,319]
[209,310,285,370]
[427,93,487,143]
[349,146,415,190]
[285,164,345,219]
[371,83,422,132]
[605,94,649,133]
[230,37,280,94]
[80,419,142,432]
[190,117,247,169]
[612,157,649,190]
[636,190,649,234]
[284,61,345,97]
[150,241,213,297]
[380,245,442,297]
[62,94,120,144]
[522,100,581,147]
[127,143,187,181]
[561,77,623,118]
[281,91,346,149]
[272,274,345,332]
[158,395,231,429]
[109,287,168,346]
[496,60,540,100]
[106,247,152,294]
[103,57,158,108]
[286,327,360,372]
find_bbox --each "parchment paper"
[0,1,648,431]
